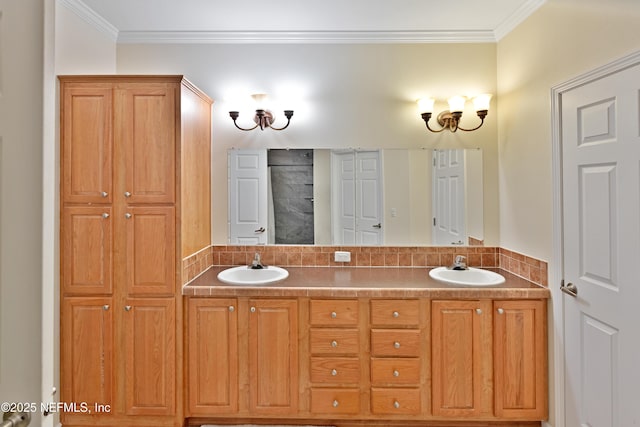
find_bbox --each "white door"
[354,150,382,245]
[432,149,466,245]
[228,149,268,244]
[561,62,640,426]
[0,0,44,425]
[331,150,382,245]
[331,151,356,244]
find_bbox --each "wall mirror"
[227,148,483,246]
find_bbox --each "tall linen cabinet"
[59,75,212,427]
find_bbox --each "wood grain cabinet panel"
[310,388,360,415]
[370,299,420,326]
[431,300,493,418]
[370,329,421,357]
[371,387,421,415]
[310,328,360,355]
[61,84,113,204]
[123,298,176,416]
[310,357,361,384]
[187,298,238,415]
[249,299,299,415]
[61,206,113,295]
[60,297,113,424]
[371,358,421,385]
[310,299,358,326]
[494,300,548,420]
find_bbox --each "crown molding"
[116,30,497,44]
[494,0,546,41]
[58,0,119,41]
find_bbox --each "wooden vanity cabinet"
[431,300,494,418]
[494,299,548,420]
[370,299,425,417]
[60,76,212,427]
[186,297,299,418]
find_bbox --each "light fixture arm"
[420,109,488,133]
[229,109,294,131]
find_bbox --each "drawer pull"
[332,400,339,408]
[331,369,338,376]
[331,340,338,348]
[331,311,337,319]
[393,311,399,318]
[393,370,400,377]
[228,306,235,312]
[102,304,109,311]
[250,307,256,313]
[394,341,401,349]
[497,308,505,314]
[394,401,401,409]
[476,308,483,315]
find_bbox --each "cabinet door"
[61,83,113,204]
[115,83,176,204]
[188,298,238,415]
[61,206,113,295]
[123,298,176,416]
[431,300,493,417]
[494,300,547,419]
[124,206,175,296]
[249,299,298,414]
[61,297,113,422]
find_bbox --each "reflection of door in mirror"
[432,149,483,245]
[331,150,383,245]
[228,149,268,244]
[228,149,315,245]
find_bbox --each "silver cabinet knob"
[476,308,483,315]
[101,191,108,198]
[331,311,337,319]
[103,305,109,311]
[331,369,338,376]
[394,401,400,409]
[497,308,505,314]
[394,341,401,349]
[124,191,131,198]
[124,305,131,311]
[125,213,132,219]
[393,370,400,377]
[393,311,400,318]
[229,306,235,312]
[102,213,109,219]
[331,340,338,348]
[332,400,339,408]
[250,307,256,313]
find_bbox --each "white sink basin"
[217,265,289,286]
[429,267,505,286]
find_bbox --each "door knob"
[373,223,382,229]
[561,281,578,298]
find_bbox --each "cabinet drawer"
[371,329,421,357]
[310,329,359,355]
[371,299,420,326]
[371,387,421,415]
[310,388,360,414]
[310,299,358,326]
[311,357,360,384]
[371,358,421,385]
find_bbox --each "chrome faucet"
[450,255,468,270]
[250,252,264,269]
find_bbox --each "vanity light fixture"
[418,94,491,133]
[229,93,294,131]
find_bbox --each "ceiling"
[68,0,546,43]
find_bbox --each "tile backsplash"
[183,245,548,287]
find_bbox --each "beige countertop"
[183,266,550,299]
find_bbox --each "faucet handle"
[455,255,466,263]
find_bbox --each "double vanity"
[184,263,549,427]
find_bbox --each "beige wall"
[116,43,499,245]
[496,0,640,262]
[55,3,117,74]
